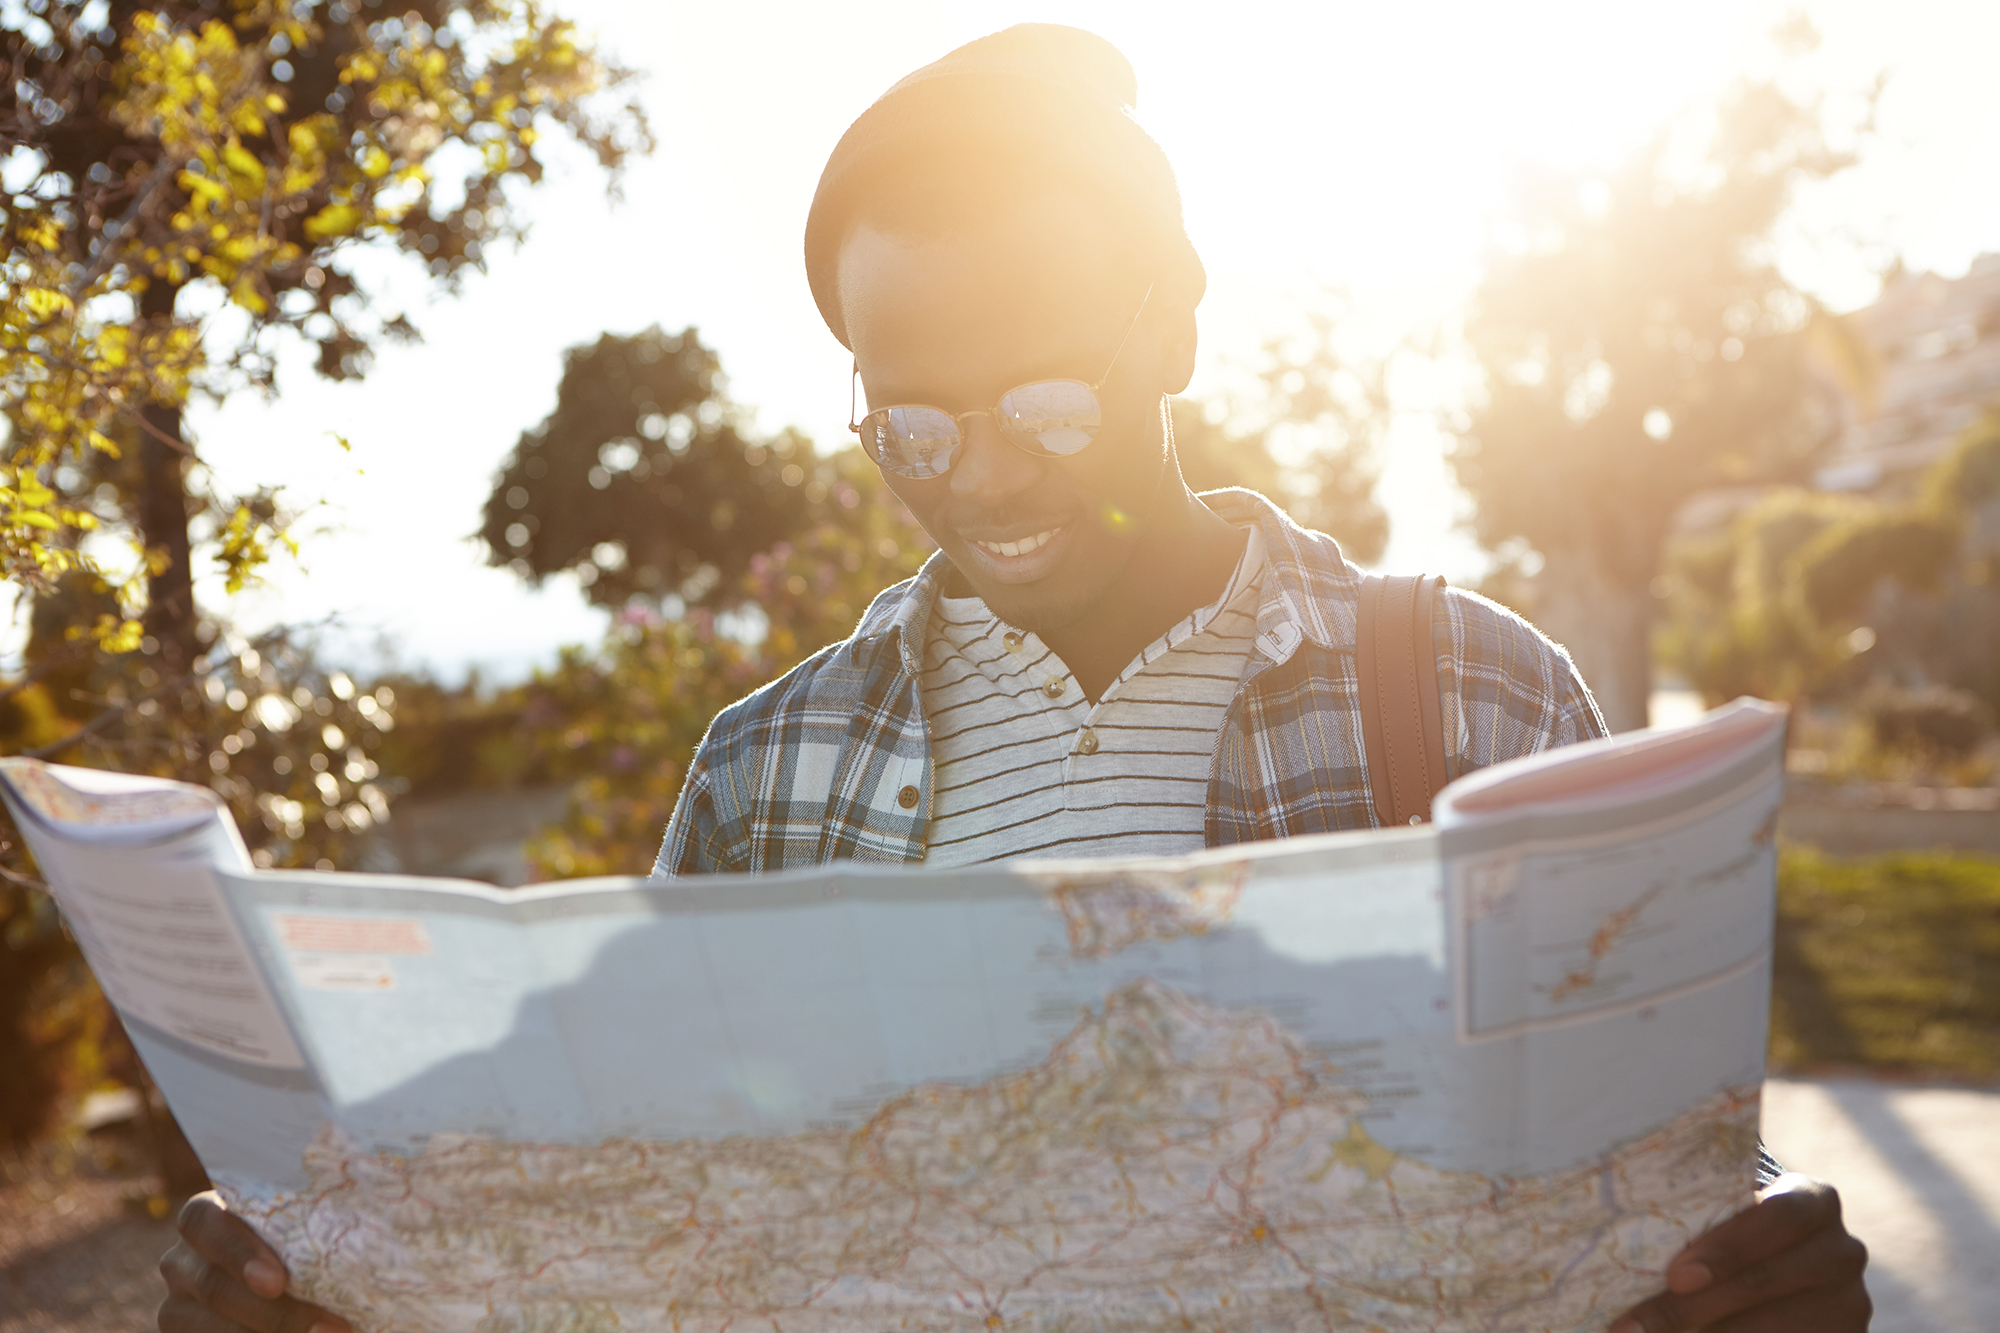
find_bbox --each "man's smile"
[952,520,1077,586]
[972,527,1062,559]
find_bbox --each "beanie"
[803,24,1205,349]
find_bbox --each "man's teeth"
[976,528,1060,559]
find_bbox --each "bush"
[1864,684,1994,761]
[0,622,404,1155]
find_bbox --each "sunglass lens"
[997,380,1101,457]
[866,406,960,478]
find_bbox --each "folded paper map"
[1,698,1787,1332]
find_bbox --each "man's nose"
[949,413,1043,506]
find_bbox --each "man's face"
[837,194,1182,632]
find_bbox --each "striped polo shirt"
[919,528,1266,866]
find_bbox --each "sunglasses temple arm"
[848,360,863,433]
[1096,280,1157,387]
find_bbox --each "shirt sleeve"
[652,746,732,877]
[1546,641,1611,747]
[1435,586,1611,777]
[1756,1142,1785,1189]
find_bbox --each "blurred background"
[1,2,1996,1330]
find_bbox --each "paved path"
[0,1166,174,1333]
[1764,1077,2000,1332]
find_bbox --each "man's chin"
[965,578,1105,637]
[941,534,1131,633]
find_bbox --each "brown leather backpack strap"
[1355,573,1396,823]
[1410,573,1450,815]
[1356,573,1450,826]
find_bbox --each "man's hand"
[1612,1173,1869,1332]
[158,1191,350,1333]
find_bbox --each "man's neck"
[1037,485,1246,702]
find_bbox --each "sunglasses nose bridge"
[948,408,1044,499]
[956,405,1049,462]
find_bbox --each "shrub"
[1864,684,1994,761]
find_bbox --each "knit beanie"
[803,24,1205,349]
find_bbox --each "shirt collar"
[852,548,952,677]
[852,487,1360,676]
[1199,488,1361,664]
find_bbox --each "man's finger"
[1662,1173,1841,1294]
[175,1193,287,1300]
[163,1198,351,1333]
[158,1279,347,1333]
[159,1290,249,1333]
[1611,1221,1868,1333]
[159,1242,348,1333]
[1696,1273,1874,1333]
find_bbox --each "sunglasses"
[848,283,1155,480]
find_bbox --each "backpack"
[1355,573,1449,826]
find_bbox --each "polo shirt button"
[1003,632,1023,652]
[1075,727,1099,756]
[1042,678,1065,698]
[898,785,920,809]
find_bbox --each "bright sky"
[165,0,2000,681]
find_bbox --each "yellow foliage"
[215,502,297,594]
[303,203,362,241]
[96,327,131,369]
[229,275,269,315]
[178,173,224,206]
[1,0,641,617]
[19,219,61,251]
[215,234,261,264]
[221,142,268,192]
[88,614,147,655]
[18,289,70,322]
[15,471,54,507]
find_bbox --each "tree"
[1661,411,2000,711]
[478,326,833,607]
[2,8,645,1163]
[1172,301,1392,565]
[1658,489,1884,707]
[1,0,649,680]
[1449,24,1870,728]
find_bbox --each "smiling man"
[158,24,1869,1333]
[651,31,1615,873]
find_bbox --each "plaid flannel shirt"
[655,489,1607,875]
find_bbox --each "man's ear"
[1155,292,1198,396]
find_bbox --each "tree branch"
[65,151,181,303]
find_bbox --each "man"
[160,25,1869,1333]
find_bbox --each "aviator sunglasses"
[849,283,1155,480]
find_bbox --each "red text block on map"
[276,915,434,956]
